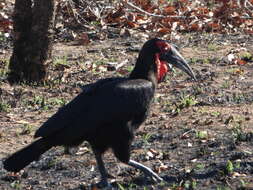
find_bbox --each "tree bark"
[8,0,56,83]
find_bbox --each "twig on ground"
[125,1,190,19]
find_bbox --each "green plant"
[184,180,197,189]
[211,111,221,117]
[232,93,245,104]
[235,160,241,169]
[196,130,208,139]
[0,59,9,78]
[0,101,11,112]
[174,94,198,114]
[192,86,204,95]
[239,179,247,188]
[126,65,134,72]
[180,95,198,107]
[231,123,245,142]
[171,183,182,190]
[20,124,34,135]
[203,58,210,64]
[10,181,21,189]
[32,95,46,106]
[142,133,152,144]
[207,44,218,51]
[195,163,205,170]
[129,183,138,189]
[221,80,231,89]
[117,183,125,190]
[226,160,234,174]
[48,97,66,107]
[190,57,198,64]
[240,52,252,61]
[91,21,100,26]
[53,56,68,66]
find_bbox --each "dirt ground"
[0,33,253,190]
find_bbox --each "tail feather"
[3,138,52,172]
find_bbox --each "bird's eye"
[156,41,171,52]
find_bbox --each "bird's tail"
[3,138,52,172]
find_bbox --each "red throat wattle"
[155,53,168,82]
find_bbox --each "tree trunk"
[8,0,56,83]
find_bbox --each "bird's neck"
[129,58,158,88]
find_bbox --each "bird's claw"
[143,171,163,183]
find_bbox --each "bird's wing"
[34,79,154,139]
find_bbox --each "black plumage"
[3,38,196,187]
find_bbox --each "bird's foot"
[142,170,163,183]
[127,160,164,183]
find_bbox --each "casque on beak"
[160,45,196,81]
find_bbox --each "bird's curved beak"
[160,46,196,81]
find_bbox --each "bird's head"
[133,38,196,83]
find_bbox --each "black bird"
[3,38,196,187]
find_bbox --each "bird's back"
[34,77,155,147]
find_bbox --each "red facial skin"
[155,41,171,82]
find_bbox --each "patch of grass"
[240,52,253,61]
[24,96,66,111]
[231,123,243,141]
[48,97,67,107]
[232,93,245,104]
[211,111,221,117]
[53,56,68,66]
[239,179,247,189]
[194,163,205,170]
[235,160,241,169]
[180,95,198,107]
[174,94,198,114]
[10,181,21,189]
[117,183,138,190]
[32,95,48,110]
[91,21,100,26]
[142,133,152,144]
[117,183,125,190]
[171,183,182,190]
[207,43,219,51]
[221,80,232,89]
[126,65,134,72]
[196,130,208,139]
[192,86,204,95]
[190,57,198,64]
[0,59,9,78]
[0,101,11,112]
[41,158,59,170]
[226,160,234,174]
[93,60,106,66]
[171,94,198,115]
[20,124,34,135]
[226,68,244,76]
[230,123,253,142]
[184,180,197,189]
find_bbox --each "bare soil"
[0,34,253,190]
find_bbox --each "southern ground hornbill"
[3,38,196,187]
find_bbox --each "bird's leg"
[127,160,163,182]
[93,150,111,188]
